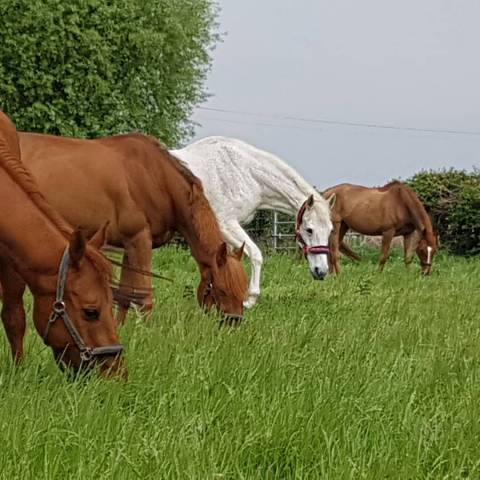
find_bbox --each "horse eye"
[306,228,313,235]
[83,309,100,321]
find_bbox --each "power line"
[195,115,323,131]
[197,106,480,137]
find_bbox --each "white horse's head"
[296,194,335,280]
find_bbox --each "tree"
[0,0,219,145]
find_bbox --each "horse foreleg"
[0,260,27,363]
[116,227,153,324]
[329,221,342,274]
[221,221,263,308]
[379,229,395,272]
[403,231,419,268]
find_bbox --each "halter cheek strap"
[203,281,244,324]
[43,247,123,362]
[295,199,330,258]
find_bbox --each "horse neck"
[250,150,317,215]
[402,187,434,239]
[0,166,66,290]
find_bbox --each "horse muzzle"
[311,266,328,280]
[219,313,244,327]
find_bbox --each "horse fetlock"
[244,292,259,308]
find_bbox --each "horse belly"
[343,207,392,236]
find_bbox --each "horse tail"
[340,241,361,261]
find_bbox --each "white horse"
[171,137,335,307]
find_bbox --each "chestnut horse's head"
[198,242,248,324]
[296,194,335,280]
[416,227,439,276]
[34,226,124,376]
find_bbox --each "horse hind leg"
[221,221,263,308]
[339,222,361,261]
[0,260,27,363]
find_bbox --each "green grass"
[0,246,479,479]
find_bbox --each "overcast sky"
[191,0,480,189]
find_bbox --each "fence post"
[272,211,278,250]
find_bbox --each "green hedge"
[407,169,480,256]
[0,0,219,145]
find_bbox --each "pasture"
[1,246,479,479]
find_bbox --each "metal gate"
[271,211,365,251]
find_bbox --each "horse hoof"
[243,296,258,308]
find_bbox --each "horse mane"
[220,256,249,302]
[125,132,202,186]
[190,186,224,248]
[154,143,224,249]
[0,132,111,279]
[386,181,434,237]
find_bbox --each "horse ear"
[216,242,228,267]
[69,228,87,269]
[306,194,315,208]
[234,242,245,260]
[89,221,109,249]
[326,193,336,210]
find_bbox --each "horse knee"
[249,249,263,267]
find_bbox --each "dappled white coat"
[171,136,333,307]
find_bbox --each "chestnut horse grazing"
[323,181,438,275]
[172,137,335,307]
[18,132,248,324]
[0,112,123,374]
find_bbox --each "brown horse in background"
[323,181,438,275]
[0,111,123,374]
[18,132,248,324]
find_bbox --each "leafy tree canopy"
[0,0,219,145]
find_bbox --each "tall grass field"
[0,246,479,479]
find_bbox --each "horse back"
[18,132,146,243]
[324,182,414,234]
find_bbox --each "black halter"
[203,281,244,325]
[43,248,124,362]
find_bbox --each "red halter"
[295,199,331,257]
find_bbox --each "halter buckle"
[52,300,66,315]
[80,349,93,362]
